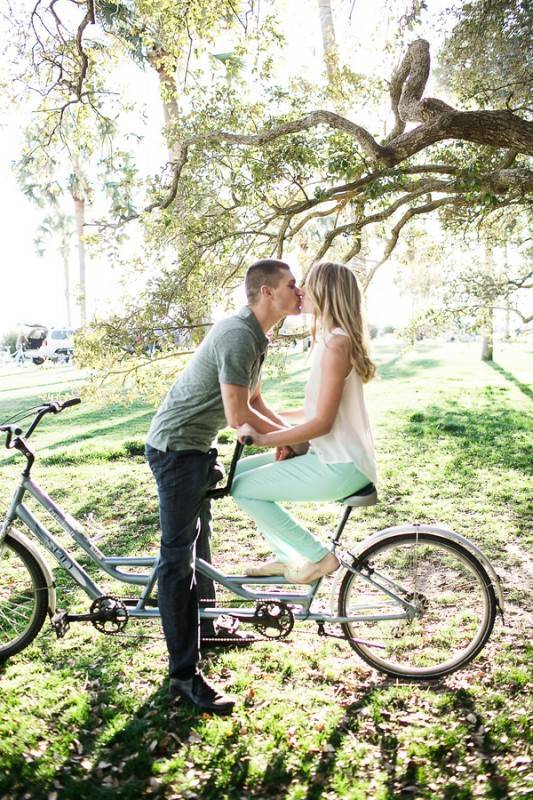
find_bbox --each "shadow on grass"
[401,397,531,537]
[0,403,152,467]
[0,640,194,800]
[447,687,510,799]
[403,400,532,474]
[44,410,153,452]
[0,645,515,800]
[0,372,84,401]
[249,681,512,800]
[488,361,533,402]
[378,357,442,381]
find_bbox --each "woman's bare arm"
[237,337,350,447]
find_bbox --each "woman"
[233,261,377,583]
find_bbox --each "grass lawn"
[0,340,531,800]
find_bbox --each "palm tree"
[317,0,338,87]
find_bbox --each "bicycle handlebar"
[59,398,82,410]
[1,397,81,449]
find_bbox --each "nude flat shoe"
[244,560,286,577]
[283,552,340,584]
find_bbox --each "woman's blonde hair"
[305,262,376,383]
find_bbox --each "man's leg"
[197,455,254,645]
[146,445,235,714]
[146,446,210,678]
[197,497,217,631]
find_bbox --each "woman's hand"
[237,423,263,445]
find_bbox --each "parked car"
[36,328,76,363]
[19,324,48,365]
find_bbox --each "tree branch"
[366,196,466,284]
[148,37,532,213]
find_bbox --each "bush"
[123,440,146,456]
[217,429,235,444]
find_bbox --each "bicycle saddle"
[341,483,378,507]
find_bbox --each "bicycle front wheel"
[338,532,497,679]
[0,534,49,660]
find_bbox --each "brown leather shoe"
[169,671,235,715]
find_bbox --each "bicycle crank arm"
[51,608,112,636]
[61,611,106,623]
[51,596,129,638]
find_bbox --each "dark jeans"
[145,444,217,678]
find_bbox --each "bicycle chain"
[44,592,349,643]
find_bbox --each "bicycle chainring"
[90,596,129,634]
[253,601,294,639]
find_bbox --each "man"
[146,259,302,714]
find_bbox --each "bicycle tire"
[0,534,49,660]
[338,532,497,679]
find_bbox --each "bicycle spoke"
[0,536,47,658]
[339,533,496,678]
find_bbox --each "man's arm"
[248,382,289,428]
[249,386,309,458]
[220,384,285,433]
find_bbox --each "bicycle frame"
[2,470,417,627]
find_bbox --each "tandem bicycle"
[0,399,503,679]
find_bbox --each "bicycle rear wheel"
[338,532,497,679]
[0,534,49,660]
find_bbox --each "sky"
[0,0,452,337]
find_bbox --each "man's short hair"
[245,259,290,305]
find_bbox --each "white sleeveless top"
[304,328,377,483]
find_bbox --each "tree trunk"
[480,307,494,361]
[72,193,87,325]
[61,230,72,327]
[147,50,182,162]
[317,0,337,87]
[480,241,494,362]
[158,72,181,161]
[503,243,510,341]
[504,299,511,341]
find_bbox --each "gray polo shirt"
[146,306,269,453]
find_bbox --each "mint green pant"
[231,451,369,564]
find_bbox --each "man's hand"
[236,422,261,444]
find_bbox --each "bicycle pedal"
[214,614,240,635]
[51,610,70,639]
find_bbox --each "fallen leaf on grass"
[244,688,255,707]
